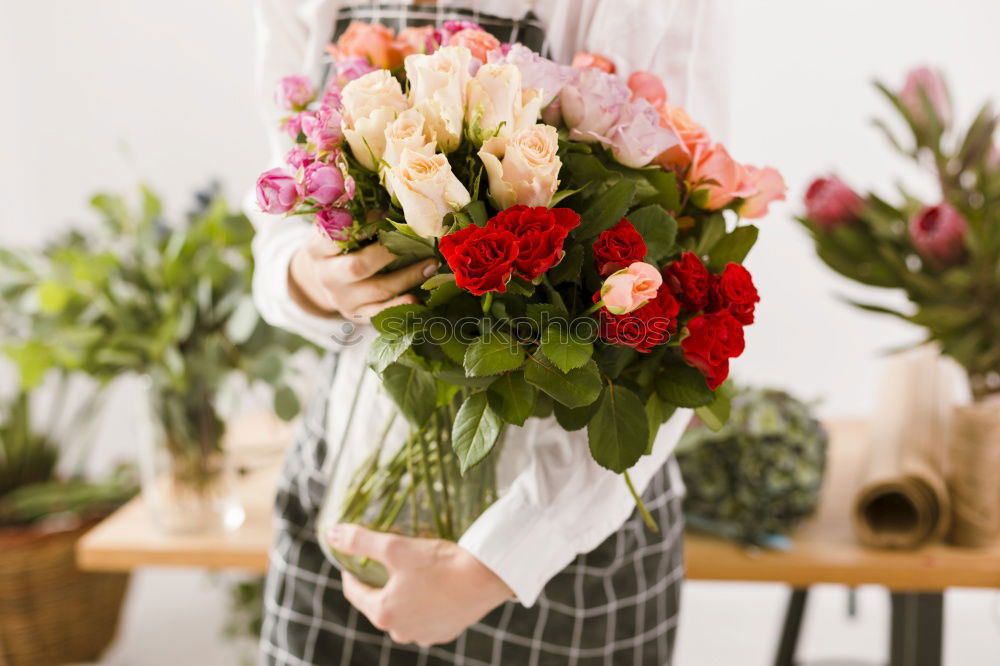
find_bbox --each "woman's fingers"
[335,242,399,283]
[350,294,419,322]
[328,524,407,571]
[349,259,438,306]
[302,227,344,259]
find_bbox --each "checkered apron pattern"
[260,351,684,666]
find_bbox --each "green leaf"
[694,383,731,432]
[434,367,497,389]
[224,296,260,344]
[371,304,429,336]
[438,335,469,365]
[378,229,436,262]
[627,205,678,263]
[273,384,300,421]
[548,185,586,208]
[587,384,649,472]
[524,355,602,409]
[426,281,462,307]
[452,392,503,474]
[547,244,584,285]
[525,303,569,331]
[421,273,456,290]
[554,401,592,431]
[382,363,437,426]
[655,363,714,408]
[644,392,676,454]
[463,200,488,226]
[695,214,726,255]
[595,344,638,379]
[639,169,681,212]
[464,331,525,376]
[707,226,759,271]
[37,281,72,313]
[576,180,636,238]
[368,332,415,373]
[487,371,536,426]
[539,325,593,372]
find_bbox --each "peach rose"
[479,124,562,209]
[688,144,754,210]
[335,21,399,70]
[739,166,787,219]
[449,29,501,63]
[571,52,616,73]
[392,26,434,59]
[656,105,710,169]
[627,71,667,108]
[600,262,663,314]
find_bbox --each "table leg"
[889,592,943,666]
[773,587,809,666]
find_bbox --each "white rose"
[466,63,542,145]
[389,149,472,238]
[479,124,561,209]
[341,70,407,170]
[381,109,436,197]
[404,46,471,153]
[606,99,679,168]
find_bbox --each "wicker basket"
[0,520,129,666]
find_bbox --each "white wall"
[3,1,1000,664]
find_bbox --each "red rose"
[591,218,647,277]
[439,224,519,295]
[663,252,710,312]
[681,311,745,389]
[709,263,760,325]
[486,205,580,281]
[594,286,680,353]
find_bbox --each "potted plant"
[2,185,313,533]
[799,67,1000,545]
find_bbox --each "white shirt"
[248,0,731,607]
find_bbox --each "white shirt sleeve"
[248,0,348,351]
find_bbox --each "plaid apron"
[261,5,683,664]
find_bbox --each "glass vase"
[316,354,505,588]
[135,376,245,534]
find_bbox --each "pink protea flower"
[899,66,951,129]
[909,202,968,267]
[804,176,864,230]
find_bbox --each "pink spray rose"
[275,75,315,111]
[899,66,951,129]
[688,144,754,210]
[656,105,710,169]
[280,112,306,139]
[449,28,501,62]
[315,207,354,241]
[605,99,679,168]
[739,166,787,219]
[301,162,346,205]
[909,202,968,267]
[285,145,315,170]
[559,67,631,142]
[337,56,377,83]
[256,168,301,214]
[428,20,485,51]
[571,52,616,73]
[301,104,344,152]
[600,262,664,314]
[488,43,578,107]
[804,176,864,230]
[627,71,667,108]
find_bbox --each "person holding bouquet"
[248,1,737,664]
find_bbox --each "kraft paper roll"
[852,346,953,549]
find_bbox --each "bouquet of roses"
[256,20,785,584]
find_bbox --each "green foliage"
[451,392,503,474]
[587,384,649,473]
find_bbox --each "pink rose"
[301,162,346,205]
[739,166,787,219]
[627,71,667,108]
[600,262,664,314]
[428,20,485,52]
[393,26,434,58]
[285,146,315,170]
[606,99,678,168]
[337,56,377,83]
[900,66,951,129]
[656,105,710,169]
[804,176,864,230]
[334,21,399,69]
[301,104,344,152]
[275,75,315,111]
[256,168,301,214]
[571,52,616,73]
[320,77,342,108]
[688,144,754,210]
[488,43,578,106]
[280,112,305,139]
[909,202,967,267]
[315,207,354,241]
[559,67,631,143]
[449,28,501,63]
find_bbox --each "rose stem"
[624,470,659,533]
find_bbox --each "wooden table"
[77,419,1000,665]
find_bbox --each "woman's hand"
[328,524,514,646]
[288,231,438,321]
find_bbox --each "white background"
[2,1,1000,664]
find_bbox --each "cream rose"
[341,70,407,170]
[389,148,472,238]
[404,46,471,153]
[479,124,561,209]
[466,63,542,146]
[381,109,436,196]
